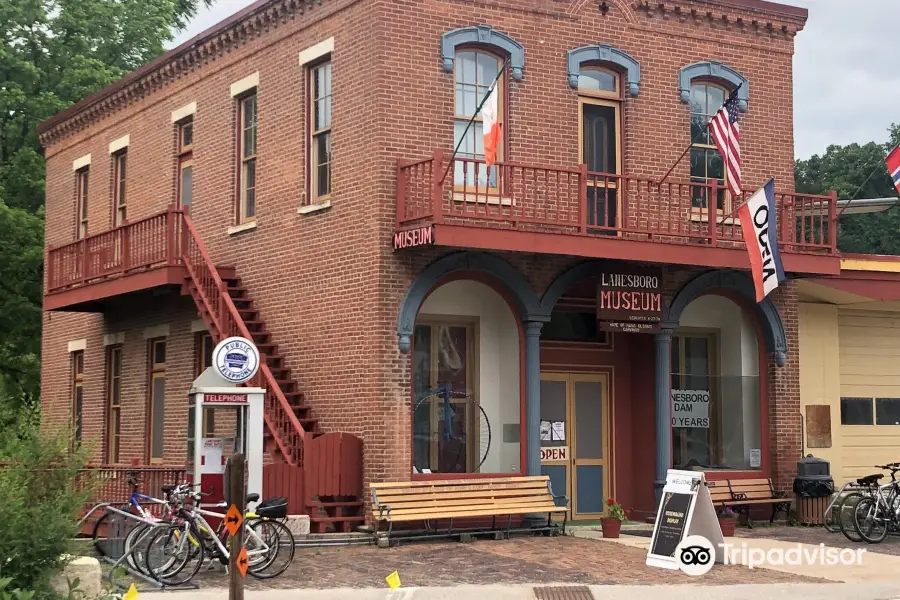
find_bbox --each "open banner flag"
[887,145,900,194]
[739,178,786,302]
[482,82,500,167]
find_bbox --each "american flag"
[708,87,742,197]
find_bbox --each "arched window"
[454,49,503,188]
[690,81,728,212]
[577,66,619,96]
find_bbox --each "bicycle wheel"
[145,523,205,586]
[838,492,865,542]
[853,497,889,544]
[413,390,492,473]
[124,523,157,575]
[247,519,295,579]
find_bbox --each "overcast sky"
[170,0,900,159]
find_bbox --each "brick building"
[39,0,855,526]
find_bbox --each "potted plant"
[601,498,627,538]
[718,506,738,537]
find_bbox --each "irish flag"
[482,83,500,167]
[739,178,786,302]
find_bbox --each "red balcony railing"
[47,207,185,294]
[397,150,838,255]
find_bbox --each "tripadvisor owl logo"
[675,535,715,576]
[213,337,260,384]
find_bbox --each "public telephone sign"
[204,393,247,404]
[212,336,260,383]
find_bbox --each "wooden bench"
[708,478,791,528]
[370,476,569,543]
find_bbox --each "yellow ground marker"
[385,571,401,589]
[123,583,139,600]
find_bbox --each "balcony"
[395,150,840,275]
[45,208,195,311]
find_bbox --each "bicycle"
[822,472,885,542]
[853,463,900,544]
[413,383,491,473]
[144,491,294,583]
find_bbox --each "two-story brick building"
[39,0,848,527]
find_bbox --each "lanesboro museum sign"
[596,265,663,333]
[393,225,434,251]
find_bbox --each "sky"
[170,0,900,159]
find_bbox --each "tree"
[0,0,213,411]
[795,124,900,255]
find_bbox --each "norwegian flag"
[887,145,900,194]
[708,87,743,197]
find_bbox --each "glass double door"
[539,373,610,519]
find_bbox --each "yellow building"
[800,256,900,483]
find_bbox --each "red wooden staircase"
[178,213,364,531]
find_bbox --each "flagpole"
[836,160,891,217]
[439,58,510,186]
[659,82,742,186]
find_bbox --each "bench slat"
[371,476,550,490]
[383,499,557,516]
[382,504,566,522]
[374,483,549,499]
[377,494,549,510]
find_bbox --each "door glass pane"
[575,381,603,459]
[151,376,166,459]
[576,465,604,513]
[582,104,618,174]
[540,380,567,448]
[436,326,467,393]
[180,165,193,210]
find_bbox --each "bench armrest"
[772,490,790,499]
[552,493,570,509]
[371,489,391,520]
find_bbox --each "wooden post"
[227,454,246,600]
[432,149,444,224]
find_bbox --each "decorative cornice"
[38,0,335,148]
[567,44,641,96]
[440,24,526,81]
[631,0,806,37]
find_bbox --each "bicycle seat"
[161,484,176,493]
[857,474,883,485]
[247,493,260,503]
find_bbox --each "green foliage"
[795,124,900,255]
[0,427,91,594]
[0,578,36,600]
[0,0,215,416]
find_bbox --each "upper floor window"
[309,60,332,203]
[453,49,502,188]
[578,67,618,97]
[106,345,123,462]
[237,94,257,223]
[690,82,727,212]
[113,151,127,226]
[76,168,89,239]
[178,118,194,214]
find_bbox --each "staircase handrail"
[179,212,307,465]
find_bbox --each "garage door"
[839,309,900,481]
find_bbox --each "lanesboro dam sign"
[671,389,710,428]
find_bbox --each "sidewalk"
[571,528,900,584]
[141,582,900,600]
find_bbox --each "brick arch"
[440,25,526,81]
[396,251,543,353]
[666,269,787,366]
[566,0,637,24]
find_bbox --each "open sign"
[541,447,568,461]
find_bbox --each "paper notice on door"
[749,449,761,468]
[551,421,566,442]
[540,420,552,441]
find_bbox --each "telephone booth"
[187,368,264,507]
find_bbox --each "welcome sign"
[596,265,663,333]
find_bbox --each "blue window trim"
[678,61,749,112]
[566,44,641,97]
[440,25,525,81]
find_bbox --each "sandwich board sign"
[646,469,725,570]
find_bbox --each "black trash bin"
[793,455,835,525]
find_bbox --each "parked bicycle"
[823,468,889,543]
[852,463,900,544]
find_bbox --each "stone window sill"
[298,200,332,215]
[227,221,258,236]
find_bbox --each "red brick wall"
[40,0,804,498]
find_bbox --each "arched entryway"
[396,251,546,478]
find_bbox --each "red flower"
[607,498,615,506]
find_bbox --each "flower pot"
[600,517,621,538]
[718,517,736,537]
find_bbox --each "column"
[524,321,543,477]
[654,328,674,505]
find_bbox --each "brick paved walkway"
[736,525,900,556]
[193,535,828,589]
